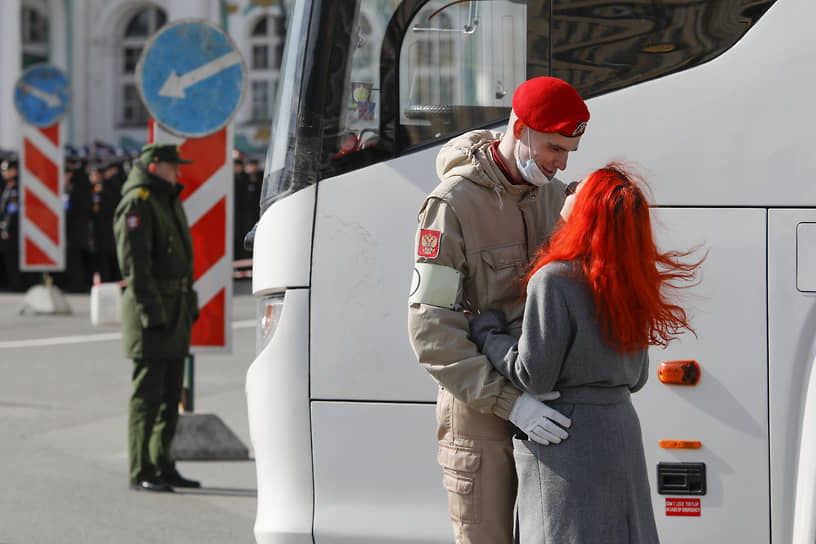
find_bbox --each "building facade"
[1,0,288,156]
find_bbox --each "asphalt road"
[0,280,259,544]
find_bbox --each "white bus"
[246,0,815,542]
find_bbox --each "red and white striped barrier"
[232,258,252,279]
[19,122,65,271]
[149,119,233,351]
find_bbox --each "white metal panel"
[311,402,451,544]
[310,148,442,401]
[561,0,816,208]
[246,289,313,544]
[252,184,315,294]
[768,209,816,544]
[636,208,768,542]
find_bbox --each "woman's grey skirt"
[513,387,659,543]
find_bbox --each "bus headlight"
[256,292,285,353]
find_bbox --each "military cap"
[1,152,19,171]
[64,145,81,162]
[139,143,193,166]
[90,157,109,172]
[512,77,590,137]
[106,156,125,168]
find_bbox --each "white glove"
[509,392,571,446]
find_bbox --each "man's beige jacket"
[408,129,566,419]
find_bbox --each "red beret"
[512,77,589,137]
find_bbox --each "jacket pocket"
[438,443,481,523]
[479,244,526,307]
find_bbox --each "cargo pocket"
[480,245,525,307]
[438,443,481,523]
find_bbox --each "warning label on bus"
[665,498,701,517]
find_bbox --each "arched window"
[119,5,167,126]
[248,14,286,122]
[22,4,49,67]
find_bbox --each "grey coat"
[470,260,660,543]
[471,260,649,398]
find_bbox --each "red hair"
[528,163,704,353]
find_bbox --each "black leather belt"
[155,277,190,292]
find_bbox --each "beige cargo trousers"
[436,387,516,544]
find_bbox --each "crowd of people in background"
[0,144,262,293]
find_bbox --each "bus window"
[331,3,400,165]
[394,0,777,149]
[398,0,529,148]
[260,0,777,211]
[551,0,777,99]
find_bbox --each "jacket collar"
[122,163,185,197]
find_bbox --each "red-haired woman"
[469,163,703,543]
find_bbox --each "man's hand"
[509,392,571,445]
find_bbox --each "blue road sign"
[14,65,71,127]
[137,19,247,138]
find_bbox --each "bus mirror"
[243,223,257,252]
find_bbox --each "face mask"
[515,129,552,186]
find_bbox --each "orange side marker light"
[658,360,700,386]
[660,440,702,449]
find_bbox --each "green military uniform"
[113,144,199,488]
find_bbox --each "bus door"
[769,209,816,544]
[638,208,769,543]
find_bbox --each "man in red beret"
[408,77,589,544]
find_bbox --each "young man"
[408,77,590,543]
[114,143,200,492]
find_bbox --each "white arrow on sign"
[16,81,63,107]
[158,50,242,99]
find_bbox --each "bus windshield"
[260,0,776,211]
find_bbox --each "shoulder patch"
[418,229,441,259]
[126,213,141,230]
[137,188,150,200]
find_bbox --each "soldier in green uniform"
[114,143,201,492]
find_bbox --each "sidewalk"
[0,280,259,543]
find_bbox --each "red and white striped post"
[19,122,65,271]
[148,119,234,351]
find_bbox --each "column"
[0,0,22,150]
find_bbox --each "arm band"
[408,262,461,309]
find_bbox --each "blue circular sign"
[137,19,247,138]
[14,65,71,127]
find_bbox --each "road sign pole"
[138,20,247,460]
[19,121,66,272]
[149,119,234,353]
[137,19,245,353]
[13,64,71,315]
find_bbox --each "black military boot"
[163,470,201,489]
[129,478,174,492]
